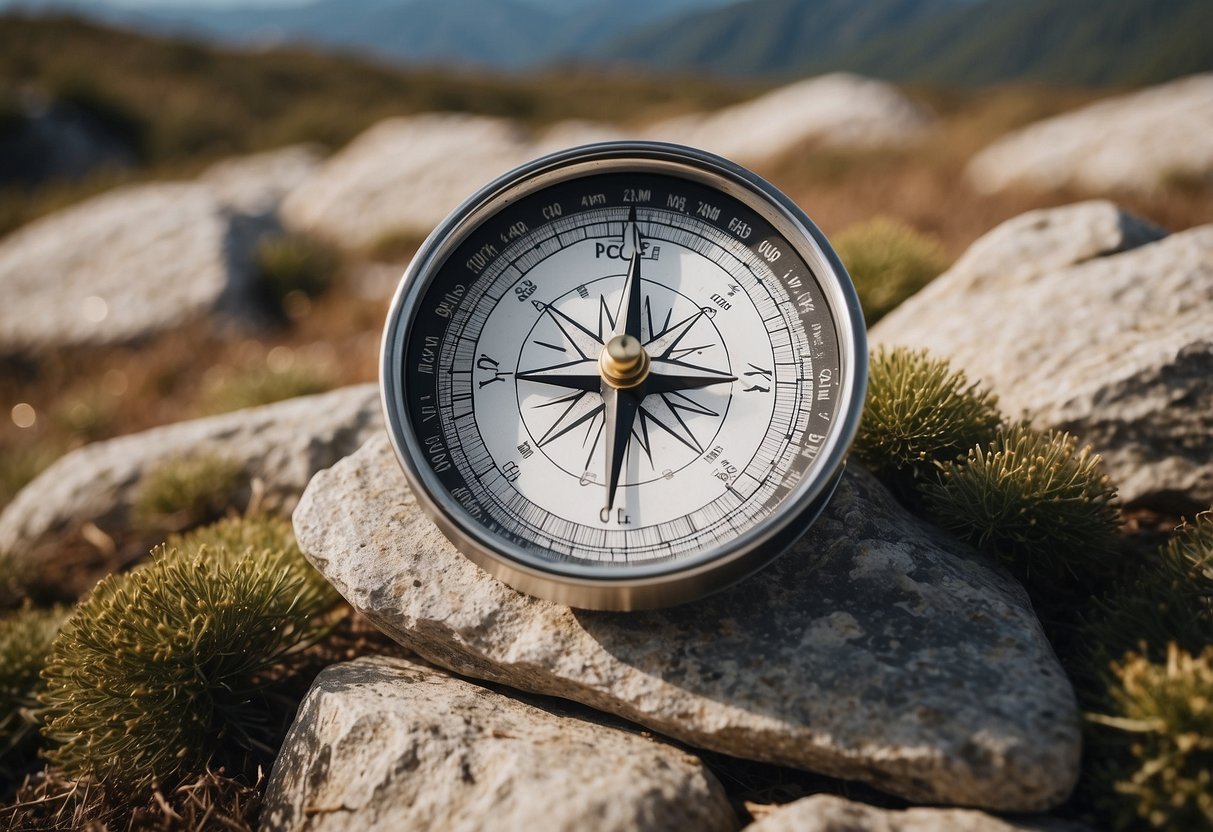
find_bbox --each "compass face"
[382,143,866,610]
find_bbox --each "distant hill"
[595,0,1213,86]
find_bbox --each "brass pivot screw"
[599,334,651,389]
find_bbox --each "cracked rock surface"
[293,434,1081,811]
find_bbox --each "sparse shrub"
[255,233,341,311]
[132,455,245,535]
[1,605,68,775]
[368,227,428,262]
[0,444,59,511]
[1088,644,1213,831]
[922,423,1121,585]
[202,366,333,414]
[39,516,339,791]
[833,216,948,325]
[0,550,30,609]
[853,347,1001,495]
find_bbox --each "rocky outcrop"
[872,203,1212,512]
[0,385,381,595]
[201,144,324,217]
[967,74,1213,194]
[293,434,1081,812]
[745,795,1085,832]
[647,73,930,163]
[262,655,737,832]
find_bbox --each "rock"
[262,655,737,832]
[533,119,629,156]
[745,794,1085,832]
[0,385,380,596]
[201,144,324,217]
[280,113,535,247]
[293,434,1081,811]
[647,73,930,164]
[967,74,1213,194]
[0,182,269,352]
[872,204,1212,512]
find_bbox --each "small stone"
[745,794,1088,832]
[873,204,1212,512]
[293,434,1081,811]
[261,655,737,832]
[967,74,1213,194]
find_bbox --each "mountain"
[593,0,1213,86]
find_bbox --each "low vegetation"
[201,366,334,414]
[132,454,246,536]
[255,233,342,314]
[0,605,68,778]
[833,216,948,325]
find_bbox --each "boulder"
[872,203,1212,512]
[262,655,737,832]
[0,385,381,596]
[201,144,324,217]
[745,794,1085,832]
[0,182,269,352]
[647,73,930,164]
[280,113,534,247]
[293,434,1081,811]
[967,74,1213,194]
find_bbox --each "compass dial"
[382,142,866,610]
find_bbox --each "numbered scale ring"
[381,142,867,610]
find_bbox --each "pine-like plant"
[39,516,339,791]
[833,216,948,325]
[132,455,246,535]
[853,346,1001,494]
[1088,644,1213,831]
[922,423,1121,585]
[1,605,68,774]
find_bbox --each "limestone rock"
[647,73,929,164]
[0,182,268,351]
[262,655,737,832]
[967,74,1213,194]
[201,144,324,217]
[0,385,380,595]
[872,205,1212,512]
[280,113,534,247]
[293,434,1081,811]
[745,795,1085,832]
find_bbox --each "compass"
[381,142,866,610]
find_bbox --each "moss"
[132,455,246,536]
[922,423,1121,586]
[39,516,339,791]
[201,366,334,414]
[833,216,948,325]
[1088,644,1213,831]
[852,346,1001,496]
[1,605,69,775]
[254,233,341,312]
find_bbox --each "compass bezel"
[381,141,867,610]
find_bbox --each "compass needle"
[382,142,866,610]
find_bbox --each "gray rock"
[293,434,1081,811]
[262,655,737,832]
[872,204,1212,512]
[0,385,380,595]
[201,144,324,217]
[0,182,268,352]
[745,795,1085,832]
[967,73,1213,194]
[646,73,930,164]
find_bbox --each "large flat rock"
[745,794,1085,832]
[0,385,381,596]
[262,655,737,832]
[293,434,1081,811]
[873,203,1212,512]
[967,74,1213,194]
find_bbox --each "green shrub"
[39,516,339,791]
[922,423,1121,586]
[132,455,245,536]
[0,550,30,609]
[0,444,59,512]
[202,366,334,414]
[1088,644,1213,831]
[833,216,948,325]
[255,233,341,310]
[1,605,68,774]
[853,347,1001,495]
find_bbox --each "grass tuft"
[833,216,948,325]
[201,366,334,414]
[852,346,1001,496]
[1,605,69,776]
[39,515,339,791]
[254,233,341,313]
[922,423,1121,586]
[132,454,246,537]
